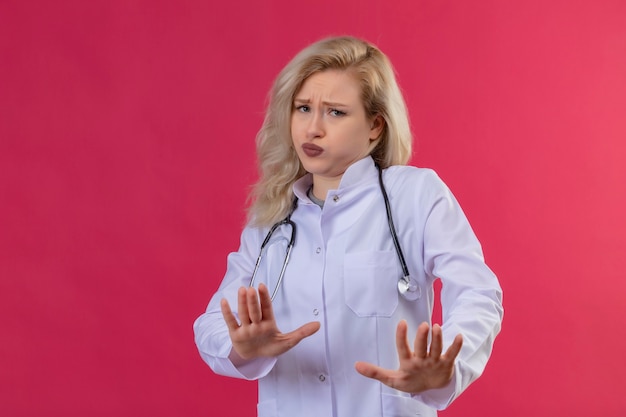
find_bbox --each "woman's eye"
[329,109,346,117]
[296,105,310,113]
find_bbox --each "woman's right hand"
[220,283,321,361]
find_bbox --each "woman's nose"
[306,111,324,139]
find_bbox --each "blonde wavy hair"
[248,36,413,227]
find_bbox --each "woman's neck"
[311,181,339,201]
[310,176,340,201]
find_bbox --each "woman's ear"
[369,115,385,141]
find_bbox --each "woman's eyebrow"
[293,97,349,107]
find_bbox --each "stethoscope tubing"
[377,164,410,279]
[249,164,420,301]
[249,218,296,301]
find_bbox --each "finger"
[354,361,394,386]
[237,287,251,325]
[246,287,262,323]
[442,333,463,361]
[395,320,411,360]
[414,322,430,359]
[429,323,443,359]
[285,321,321,344]
[257,283,275,322]
[220,298,240,331]
[274,322,320,355]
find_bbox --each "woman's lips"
[302,143,323,157]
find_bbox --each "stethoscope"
[249,165,421,301]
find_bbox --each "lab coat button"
[318,374,326,382]
[333,195,339,202]
[315,247,321,254]
[313,309,319,316]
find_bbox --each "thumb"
[272,322,321,357]
[354,361,387,381]
[285,321,321,344]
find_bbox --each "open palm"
[355,321,463,393]
[221,284,320,360]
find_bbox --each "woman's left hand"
[355,321,463,394]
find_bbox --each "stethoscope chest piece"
[398,275,421,301]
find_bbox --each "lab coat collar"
[292,156,378,202]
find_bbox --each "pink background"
[1,1,625,415]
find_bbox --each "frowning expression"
[291,70,383,188]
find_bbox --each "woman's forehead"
[295,70,362,103]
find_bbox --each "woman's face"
[291,70,383,189]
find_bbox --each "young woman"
[194,36,503,417]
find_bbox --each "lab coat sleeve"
[412,171,504,409]
[193,225,278,380]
